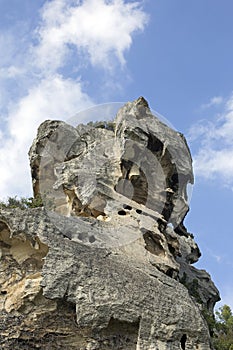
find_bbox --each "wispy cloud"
[189,93,233,186]
[209,251,222,264]
[0,0,148,198]
[201,96,224,110]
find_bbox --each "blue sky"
[0,0,233,309]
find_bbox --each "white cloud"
[193,148,233,181]
[189,93,233,186]
[0,0,148,198]
[201,96,224,110]
[0,75,92,197]
[35,0,148,71]
[7,75,92,143]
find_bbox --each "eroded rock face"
[0,98,220,349]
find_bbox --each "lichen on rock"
[0,97,220,349]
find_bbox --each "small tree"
[213,305,233,350]
[216,305,233,328]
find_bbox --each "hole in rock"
[165,269,174,278]
[1,290,7,295]
[89,235,96,243]
[168,243,176,255]
[123,205,132,210]
[78,232,87,240]
[118,210,127,216]
[136,209,142,214]
[147,134,163,153]
[180,334,187,350]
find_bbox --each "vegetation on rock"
[87,120,116,131]
[213,304,233,350]
[0,193,55,210]
[0,195,43,210]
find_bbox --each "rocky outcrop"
[0,97,220,349]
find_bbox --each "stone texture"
[0,97,220,349]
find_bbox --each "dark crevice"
[157,218,167,233]
[165,269,174,278]
[169,173,179,192]
[167,243,176,255]
[123,205,132,210]
[180,334,187,350]
[147,134,163,154]
[142,230,165,256]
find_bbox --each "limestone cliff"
[0,98,220,349]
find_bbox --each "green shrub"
[0,194,44,210]
[202,308,216,337]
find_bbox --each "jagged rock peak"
[135,96,149,107]
[0,98,220,349]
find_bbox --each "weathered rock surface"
[0,97,220,349]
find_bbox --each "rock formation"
[0,97,220,349]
